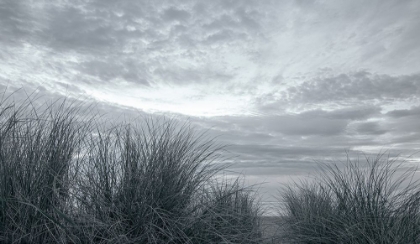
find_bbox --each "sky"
[1,0,420,212]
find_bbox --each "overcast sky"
[1,0,420,207]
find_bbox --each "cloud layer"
[1,0,420,203]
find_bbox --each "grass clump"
[277,153,420,244]
[188,178,262,243]
[0,98,91,243]
[0,96,262,243]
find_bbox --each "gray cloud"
[208,106,384,139]
[284,71,420,104]
[194,115,344,143]
[299,106,382,121]
[162,7,191,22]
[386,115,420,134]
[78,58,150,85]
[1,0,270,93]
[355,122,387,135]
[0,0,39,45]
[35,0,270,53]
[386,106,420,118]
[46,6,119,51]
[266,115,348,136]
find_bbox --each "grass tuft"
[0,96,262,243]
[0,97,92,243]
[276,153,420,244]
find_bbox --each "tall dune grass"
[0,97,262,243]
[277,154,420,244]
[0,98,92,243]
[188,178,262,243]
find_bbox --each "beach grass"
[0,97,263,243]
[1,95,419,243]
[275,153,420,244]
